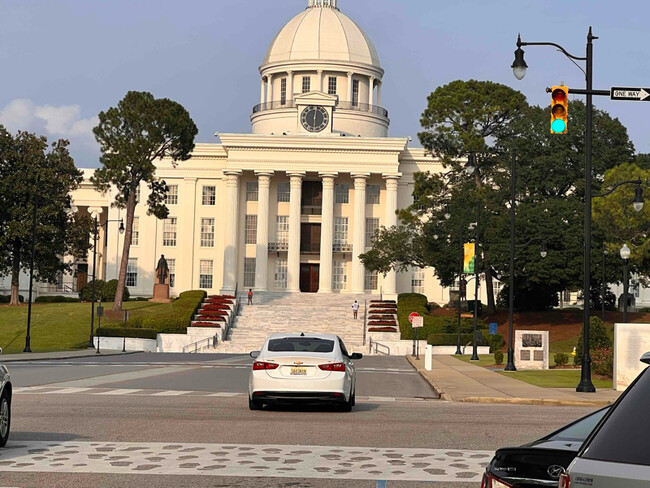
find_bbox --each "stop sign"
[408,312,419,323]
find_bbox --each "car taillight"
[253,361,279,370]
[318,362,345,372]
[481,475,514,488]
[559,473,571,488]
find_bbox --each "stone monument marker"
[514,330,549,370]
[614,323,650,391]
[150,254,173,303]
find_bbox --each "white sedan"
[248,333,362,411]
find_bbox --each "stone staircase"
[215,292,373,354]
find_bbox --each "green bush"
[427,333,488,347]
[574,316,613,366]
[554,352,570,367]
[592,347,613,377]
[486,333,505,352]
[124,290,207,334]
[102,279,130,302]
[0,294,24,303]
[79,280,106,302]
[35,295,81,303]
[494,351,504,365]
[96,327,158,340]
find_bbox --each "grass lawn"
[0,301,170,354]
[498,369,612,389]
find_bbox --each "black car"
[481,405,609,488]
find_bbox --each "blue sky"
[1,0,649,168]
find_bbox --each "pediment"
[294,91,338,107]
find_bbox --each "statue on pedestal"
[150,254,172,303]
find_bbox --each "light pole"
[88,216,124,348]
[602,244,608,321]
[620,243,631,323]
[456,226,464,355]
[23,188,39,353]
[464,155,480,361]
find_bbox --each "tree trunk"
[484,268,497,314]
[111,191,137,312]
[9,242,21,306]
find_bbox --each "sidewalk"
[407,355,621,407]
[0,349,137,362]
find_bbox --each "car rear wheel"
[0,391,10,447]
[249,396,263,411]
[340,390,354,412]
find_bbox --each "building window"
[126,258,138,287]
[163,217,177,247]
[352,79,359,106]
[334,217,349,245]
[634,283,640,298]
[130,216,139,246]
[280,78,287,105]
[201,218,215,248]
[134,186,141,204]
[276,216,289,244]
[366,184,380,204]
[302,76,311,93]
[199,260,213,289]
[365,269,378,290]
[335,184,349,204]
[274,257,288,289]
[412,268,425,294]
[202,186,216,206]
[244,258,256,287]
[245,215,258,244]
[277,182,290,202]
[333,261,347,290]
[168,258,176,288]
[246,181,258,202]
[165,185,178,205]
[328,76,337,95]
[365,218,379,247]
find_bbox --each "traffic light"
[550,86,569,134]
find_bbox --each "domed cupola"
[251,0,389,138]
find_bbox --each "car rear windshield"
[267,338,335,353]
[582,367,650,466]
[550,407,608,442]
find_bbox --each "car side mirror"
[250,351,260,359]
[350,353,362,360]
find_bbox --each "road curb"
[405,355,451,401]
[459,396,615,407]
[1,350,139,362]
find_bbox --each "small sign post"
[410,313,423,359]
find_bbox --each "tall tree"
[0,126,88,305]
[92,91,198,312]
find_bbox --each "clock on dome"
[300,106,330,133]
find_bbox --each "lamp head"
[633,184,644,212]
[540,242,548,259]
[620,243,631,261]
[443,206,451,220]
[512,35,527,80]
[119,221,125,234]
[465,153,476,176]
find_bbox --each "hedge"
[123,290,207,334]
[397,293,487,340]
[0,295,24,303]
[35,295,80,303]
[96,327,158,340]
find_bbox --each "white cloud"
[0,98,98,139]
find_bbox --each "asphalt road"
[0,353,599,487]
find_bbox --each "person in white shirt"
[352,300,359,319]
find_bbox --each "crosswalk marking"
[95,389,142,395]
[0,441,492,482]
[151,390,194,396]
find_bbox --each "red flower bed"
[202,304,230,311]
[370,309,397,314]
[196,315,226,322]
[368,320,397,326]
[209,295,235,299]
[370,300,396,304]
[369,304,396,309]
[192,322,222,328]
[369,314,396,320]
[205,298,233,304]
[199,309,228,316]
[368,327,397,332]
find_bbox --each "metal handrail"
[333,243,352,252]
[251,99,388,118]
[183,334,219,353]
[269,242,289,251]
[252,100,297,113]
[368,338,390,355]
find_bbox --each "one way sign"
[611,87,650,101]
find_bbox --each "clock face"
[301,106,329,133]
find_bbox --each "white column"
[267,74,274,103]
[287,172,305,292]
[260,78,266,104]
[318,69,324,92]
[369,76,375,106]
[255,172,273,291]
[287,71,294,103]
[319,173,337,293]
[377,81,382,106]
[351,173,369,293]
[383,174,401,297]
[221,170,241,294]
[347,72,353,103]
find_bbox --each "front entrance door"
[300,264,320,293]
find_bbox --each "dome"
[263,1,381,68]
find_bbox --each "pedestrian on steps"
[248,289,253,305]
[352,300,359,319]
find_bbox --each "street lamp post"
[620,243,631,323]
[470,202,480,361]
[23,190,39,353]
[505,154,517,371]
[88,216,124,348]
[456,226,463,355]
[602,244,608,321]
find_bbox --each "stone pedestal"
[514,330,549,370]
[614,322,650,391]
[150,284,173,303]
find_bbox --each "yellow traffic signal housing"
[550,86,569,134]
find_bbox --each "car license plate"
[290,367,307,376]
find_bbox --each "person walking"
[352,300,359,319]
[248,289,253,305]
